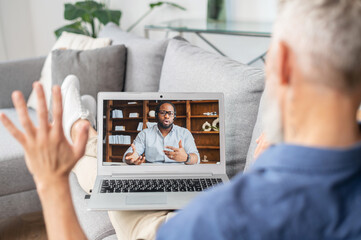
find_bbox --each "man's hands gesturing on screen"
[164,140,187,162]
[125,144,146,165]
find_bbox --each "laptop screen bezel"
[97,92,226,175]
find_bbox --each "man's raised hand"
[0,83,89,188]
[125,144,145,165]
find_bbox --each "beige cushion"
[27,32,111,110]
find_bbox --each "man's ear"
[276,41,292,86]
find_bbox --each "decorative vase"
[207,0,226,22]
[149,110,156,117]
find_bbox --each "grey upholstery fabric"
[0,57,45,108]
[102,234,117,240]
[244,89,267,171]
[99,23,169,92]
[69,172,115,240]
[159,39,265,178]
[51,45,126,100]
[0,189,41,219]
[0,108,37,196]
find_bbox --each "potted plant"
[55,1,186,38]
[54,0,121,38]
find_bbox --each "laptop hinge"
[111,172,213,178]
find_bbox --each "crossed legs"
[63,76,171,240]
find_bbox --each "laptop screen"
[102,99,221,166]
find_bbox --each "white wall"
[0,0,36,61]
[0,16,7,61]
[0,0,277,64]
[29,0,70,59]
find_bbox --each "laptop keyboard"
[100,178,223,193]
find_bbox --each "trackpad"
[126,195,167,205]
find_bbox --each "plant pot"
[207,0,226,22]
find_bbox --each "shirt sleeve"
[122,130,146,162]
[183,129,200,164]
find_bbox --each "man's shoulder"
[141,124,158,133]
[173,125,191,134]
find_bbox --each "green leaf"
[65,1,104,24]
[93,9,122,26]
[149,2,163,8]
[80,12,93,24]
[64,3,87,20]
[75,1,103,12]
[149,1,186,11]
[54,21,89,38]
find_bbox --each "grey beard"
[261,85,284,144]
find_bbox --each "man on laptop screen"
[123,101,200,165]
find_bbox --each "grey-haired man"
[1,0,361,239]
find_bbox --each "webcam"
[160,95,163,98]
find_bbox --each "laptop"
[87,92,229,211]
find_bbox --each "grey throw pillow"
[159,39,265,178]
[99,23,169,92]
[51,45,126,99]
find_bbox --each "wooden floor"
[0,212,47,240]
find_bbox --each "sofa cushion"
[99,23,169,92]
[27,32,111,110]
[0,189,41,219]
[0,57,45,109]
[51,45,127,100]
[0,108,37,196]
[159,39,265,178]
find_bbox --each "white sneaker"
[81,95,96,130]
[61,75,93,143]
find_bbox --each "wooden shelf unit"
[103,100,220,164]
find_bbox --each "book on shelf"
[109,135,131,144]
[112,109,123,118]
[137,122,143,131]
[129,112,139,118]
[115,126,125,131]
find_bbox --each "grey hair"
[273,0,361,91]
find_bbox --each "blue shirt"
[123,124,200,163]
[157,140,361,239]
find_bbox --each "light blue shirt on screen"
[123,124,200,163]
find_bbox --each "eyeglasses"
[158,110,175,117]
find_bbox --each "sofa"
[0,23,265,239]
